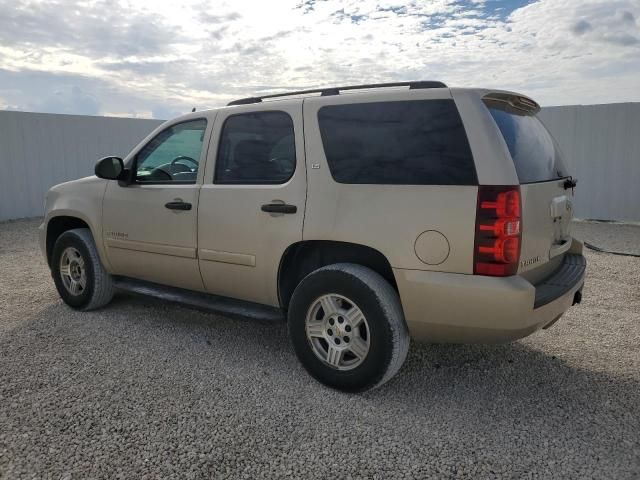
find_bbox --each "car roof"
[226,81,448,106]
[174,84,538,120]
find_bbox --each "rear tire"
[51,228,114,311]
[288,263,409,392]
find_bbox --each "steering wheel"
[171,156,198,168]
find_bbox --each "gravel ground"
[573,220,640,256]
[0,218,638,479]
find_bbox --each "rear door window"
[487,105,568,183]
[215,111,295,185]
[317,100,477,185]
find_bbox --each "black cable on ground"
[584,242,640,258]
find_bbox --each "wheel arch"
[277,240,397,310]
[45,215,92,267]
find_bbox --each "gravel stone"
[0,218,638,479]
[572,220,640,255]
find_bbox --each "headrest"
[233,140,271,166]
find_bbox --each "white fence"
[539,103,640,222]
[1,103,639,222]
[0,111,162,221]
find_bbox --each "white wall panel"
[1,104,639,221]
[0,111,162,221]
[540,103,640,222]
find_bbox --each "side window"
[135,119,207,184]
[317,100,477,185]
[215,111,295,184]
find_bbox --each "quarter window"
[215,111,296,184]
[317,100,477,185]
[135,119,207,184]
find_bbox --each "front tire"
[51,228,114,311]
[288,263,409,392]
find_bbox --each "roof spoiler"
[482,92,541,115]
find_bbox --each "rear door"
[197,101,306,306]
[483,94,574,276]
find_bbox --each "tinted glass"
[488,106,568,183]
[136,119,207,183]
[317,100,476,185]
[215,111,295,184]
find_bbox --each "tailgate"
[483,92,574,276]
[520,179,575,274]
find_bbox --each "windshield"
[488,105,568,183]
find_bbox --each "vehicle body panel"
[519,180,574,272]
[102,183,205,291]
[475,90,576,275]
[197,100,306,306]
[302,88,478,274]
[395,238,585,343]
[40,176,110,269]
[100,111,215,291]
[450,88,519,186]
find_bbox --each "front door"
[102,117,211,291]
[198,102,306,306]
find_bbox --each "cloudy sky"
[0,0,639,119]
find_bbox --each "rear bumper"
[394,246,586,344]
[534,254,586,308]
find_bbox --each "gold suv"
[40,82,586,392]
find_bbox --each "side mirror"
[95,156,124,180]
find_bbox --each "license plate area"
[550,195,572,248]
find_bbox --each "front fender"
[43,176,112,272]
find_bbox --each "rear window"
[317,100,477,185]
[487,106,568,183]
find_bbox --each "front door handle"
[165,201,192,211]
[261,203,297,214]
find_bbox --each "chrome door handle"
[165,201,192,211]
[261,203,297,214]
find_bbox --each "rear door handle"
[261,203,297,214]
[165,201,192,211]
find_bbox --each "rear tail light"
[474,186,521,276]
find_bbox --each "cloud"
[0,0,639,118]
[38,85,101,115]
[0,68,191,117]
[571,19,593,35]
[151,104,184,120]
[564,2,639,46]
[199,11,242,24]
[0,0,185,58]
[97,59,188,75]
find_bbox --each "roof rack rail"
[227,80,447,106]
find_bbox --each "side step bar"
[113,277,285,322]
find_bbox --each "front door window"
[135,119,207,184]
